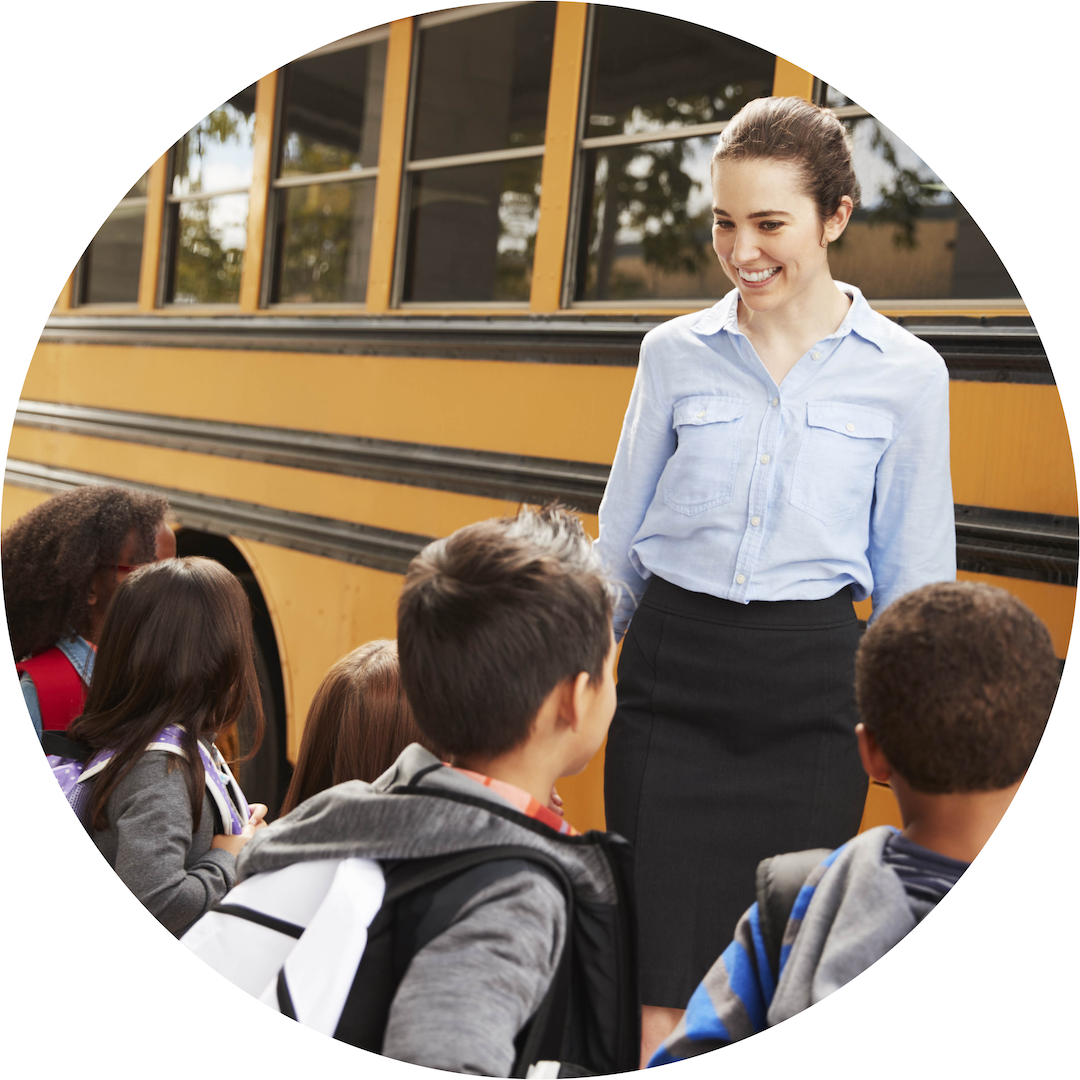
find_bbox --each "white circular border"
[3,2,1073,1076]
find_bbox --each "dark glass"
[829,116,1020,300]
[823,84,856,108]
[585,7,774,138]
[575,137,728,302]
[172,85,257,196]
[279,40,387,176]
[401,157,542,303]
[272,179,377,303]
[125,170,150,199]
[167,194,248,304]
[80,200,146,304]
[410,5,556,160]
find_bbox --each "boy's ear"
[855,722,892,783]
[564,670,593,733]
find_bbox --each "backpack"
[42,726,249,835]
[754,847,832,983]
[184,831,640,1076]
[17,646,88,731]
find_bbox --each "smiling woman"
[594,95,957,1061]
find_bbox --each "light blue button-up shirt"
[595,284,956,638]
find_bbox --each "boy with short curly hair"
[651,581,1059,1064]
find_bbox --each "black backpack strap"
[331,846,573,1066]
[209,902,305,939]
[755,848,831,983]
[41,730,93,761]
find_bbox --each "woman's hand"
[210,805,268,857]
[548,785,564,817]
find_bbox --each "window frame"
[262,24,392,309]
[392,1,554,310]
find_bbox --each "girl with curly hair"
[3,484,174,735]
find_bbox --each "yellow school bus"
[5,2,1075,829]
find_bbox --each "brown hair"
[855,582,1059,794]
[69,557,263,831]
[279,639,436,815]
[712,96,861,224]
[397,505,614,759]
[3,485,169,660]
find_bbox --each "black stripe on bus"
[14,401,608,512]
[5,459,1076,586]
[4,459,431,574]
[38,315,1055,384]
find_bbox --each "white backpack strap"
[265,857,387,1035]
[182,859,345,996]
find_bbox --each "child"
[183,506,639,1076]
[63,556,268,937]
[4,484,174,737]
[650,580,1059,1064]
[278,639,438,815]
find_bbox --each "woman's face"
[711,157,850,316]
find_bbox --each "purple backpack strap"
[49,726,250,835]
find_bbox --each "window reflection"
[411,4,556,160]
[279,39,386,176]
[167,194,248,304]
[576,138,726,302]
[78,173,149,305]
[585,6,773,138]
[828,111,1020,300]
[402,158,542,303]
[172,86,257,196]
[272,180,377,303]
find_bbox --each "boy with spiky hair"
[651,581,1059,1064]
[198,506,639,1076]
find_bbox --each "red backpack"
[16,646,89,730]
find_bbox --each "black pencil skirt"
[604,576,868,1007]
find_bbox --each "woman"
[66,556,267,936]
[594,96,955,1058]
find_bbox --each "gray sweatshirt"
[236,744,622,1076]
[92,749,237,937]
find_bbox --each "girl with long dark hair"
[66,556,266,936]
[279,639,437,816]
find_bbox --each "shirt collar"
[689,282,887,353]
[447,765,578,836]
[57,634,95,682]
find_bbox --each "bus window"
[823,87,1021,302]
[76,171,149,305]
[270,30,388,305]
[400,3,557,304]
[164,83,257,305]
[573,6,774,303]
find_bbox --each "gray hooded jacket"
[235,745,632,1076]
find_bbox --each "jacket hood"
[768,826,921,1024]
[237,744,620,903]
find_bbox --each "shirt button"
[811,351,821,360]
[846,422,855,432]
[697,410,706,418]
[751,516,760,526]
[771,397,779,407]
[736,574,746,585]
[760,454,770,464]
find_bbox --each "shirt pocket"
[660,395,751,515]
[790,402,894,526]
